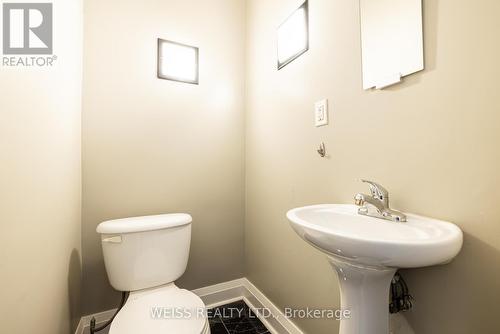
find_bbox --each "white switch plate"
[315,99,328,127]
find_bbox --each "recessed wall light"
[277,1,309,70]
[157,39,199,84]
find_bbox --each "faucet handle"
[361,179,389,201]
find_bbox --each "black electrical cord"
[389,272,414,314]
[90,291,129,334]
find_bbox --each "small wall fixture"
[317,142,326,158]
[157,39,199,84]
[277,1,309,70]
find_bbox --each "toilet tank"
[96,214,192,292]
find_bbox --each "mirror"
[360,0,424,90]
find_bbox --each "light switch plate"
[315,99,328,127]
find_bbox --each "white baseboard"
[75,277,303,334]
[193,278,303,334]
[75,308,117,334]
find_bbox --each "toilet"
[97,213,210,334]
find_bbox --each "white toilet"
[97,213,210,334]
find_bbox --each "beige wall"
[245,0,500,333]
[0,0,83,333]
[82,0,246,314]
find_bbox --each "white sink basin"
[287,204,463,268]
[286,204,463,334]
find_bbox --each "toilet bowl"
[97,213,210,334]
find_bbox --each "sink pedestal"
[328,257,397,334]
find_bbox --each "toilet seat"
[110,283,210,334]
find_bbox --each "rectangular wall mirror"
[360,0,424,90]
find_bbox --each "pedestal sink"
[286,204,463,334]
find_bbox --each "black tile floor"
[208,300,270,334]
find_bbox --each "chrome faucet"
[354,180,407,222]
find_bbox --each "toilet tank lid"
[96,213,192,234]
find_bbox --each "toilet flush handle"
[102,235,122,244]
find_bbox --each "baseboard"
[192,278,248,308]
[75,277,303,334]
[193,278,303,334]
[241,279,304,334]
[75,308,117,334]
